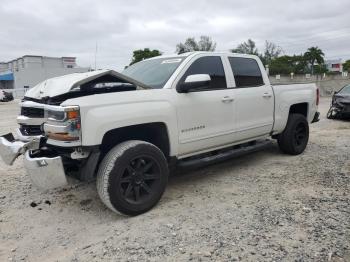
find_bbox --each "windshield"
[339,84,350,95]
[122,57,184,89]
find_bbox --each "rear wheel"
[97,140,169,216]
[277,113,309,155]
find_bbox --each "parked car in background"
[0,89,14,102]
[327,84,350,119]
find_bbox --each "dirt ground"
[0,97,349,262]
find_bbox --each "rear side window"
[228,57,264,88]
[181,56,227,90]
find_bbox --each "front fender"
[80,101,178,156]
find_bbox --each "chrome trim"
[46,138,82,147]
[0,134,40,165]
[17,115,46,126]
[20,101,45,109]
[0,137,26,165]
[44,123,70,133]
[24,151,68,190]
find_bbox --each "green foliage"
[268,47,326,75]
[343,60,350,72]
[130,48,162,65]
[176,35,216,54]
[231,39,259,55]
[269,55,308,75]
[303,47,325,75]
[313,64,328,74]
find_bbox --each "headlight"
[44,106,81,142]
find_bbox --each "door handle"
[222,96,234,102]
[262,93,272,98]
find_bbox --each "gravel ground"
[0,97,349,262]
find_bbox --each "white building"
[0,55,90,90]
[325,59,343,73]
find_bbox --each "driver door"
[174,55,236,157]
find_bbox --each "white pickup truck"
[0,52,319,215]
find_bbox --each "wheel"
[277,114,309,155]
[97,140,169,216]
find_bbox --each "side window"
[228,57,264,88]
[180,56,227,90]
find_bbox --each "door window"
[180,56,227,90]
[228,57,264,88]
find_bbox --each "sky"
[0,0,349,70]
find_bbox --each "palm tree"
[304,47,325,75]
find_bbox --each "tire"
[277,113,309,155]
[97,140,169,216]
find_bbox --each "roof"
[0,55,77,65]
[145,51,260,60]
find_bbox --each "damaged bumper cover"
[24,150,67,190]
[0,133,68,189]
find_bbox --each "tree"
[176,35,216,54]
[130,48,162,65]
[262,41,283,65]
[269,55,308,75]
[231,39,259,55]
[304,47,325,75]
[343,60,350,72]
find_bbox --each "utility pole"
[94,42,98,71]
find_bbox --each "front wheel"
[277,113,309,155]
[97,140,169,216]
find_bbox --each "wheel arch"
[100,122,171,160]
[289,102,309,118]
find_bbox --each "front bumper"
[0,133,68,189]
[24,151,68,190]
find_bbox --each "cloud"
[0,0,349,70]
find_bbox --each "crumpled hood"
[25,69,150,100]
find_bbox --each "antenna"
[94,42,98,70]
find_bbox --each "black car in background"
[327,84,350,119]
[0,89,14,102]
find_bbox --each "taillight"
[316,88,320,106]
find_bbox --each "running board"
[177,139,273,170]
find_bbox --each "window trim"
[227,56,265,88]
[175,55,229,93]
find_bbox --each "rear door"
[174,55,236,156]
[227,56,274,141]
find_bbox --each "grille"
[21,107,44,118]
[19,124,43,136]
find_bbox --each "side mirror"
[177,74,211,93]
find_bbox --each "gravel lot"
[0,97,349,262]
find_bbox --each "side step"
[177,139,273,170]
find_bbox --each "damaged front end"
[327,96,350,119]
[0,133,68,189]
[0,133,40,165]
[0,69,150,190]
